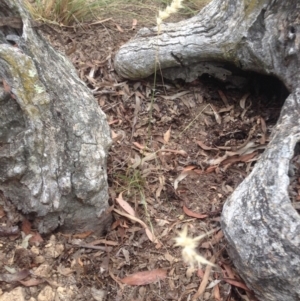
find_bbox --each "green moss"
[0,46,50,118]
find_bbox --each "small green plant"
[114,167,154,231]
[114,168,146,197]
[25,0,102,26]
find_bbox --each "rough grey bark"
[114,0,299,91]
[222,90,300,301]
[0,0,112,234]
[115,1,300,301]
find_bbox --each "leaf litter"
[0,14,284,301]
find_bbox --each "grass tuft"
[113,167,154,231]
[25,0,211,27]
[25,0,103,26]
[114,168,146,197]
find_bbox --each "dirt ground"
[0,8,290,301]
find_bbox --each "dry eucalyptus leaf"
[239,93,250,109]
[120,269,167,286]
[160,91,189,100]
[164,127,171,144]
[116,192,136,217]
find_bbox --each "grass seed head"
[157,0,184,33]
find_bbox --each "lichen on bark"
[0,0,112,234]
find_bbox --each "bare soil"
[0,11,289,301]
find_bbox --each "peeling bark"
[115,1,300,300]
[0,0,112,234]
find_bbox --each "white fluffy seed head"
[165,5,177,15]
[157,0,184,30]
[174,225,215,268]
[173,0,183,9]
[158,10,169,20]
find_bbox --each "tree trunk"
[0,0,112,235]
[115,1,300,301]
